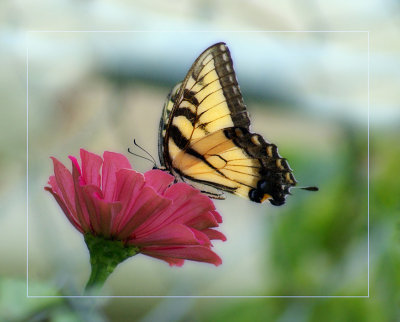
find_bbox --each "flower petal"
[69,156,93,232]
[79,149,102,187]
[111,169,145,234]
[144,169,174,194]
[200,228,227,242]
[113,169,145,204]
[84,189,122,238]
[80,185,103,234]
[132,224,209,246]
[185,211,219,230]
[116,186,171,240]
[141,245,222,266]
[137,183,214,236]
[163,183,215,223]
[211,210,223,224]
[45,186,83,233]
[51,157,77,218]
[102,151,132,201]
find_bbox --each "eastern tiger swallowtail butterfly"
[158,42,303,206]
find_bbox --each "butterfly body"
[158,42,297,205]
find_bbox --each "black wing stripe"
[180,169,255,190]
[173,107,197,125]
[182,89,199,106]
[169,125,227,177]
[174,170,237,193]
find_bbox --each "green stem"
[84,234,139,293]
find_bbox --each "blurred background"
[1,0,399,321]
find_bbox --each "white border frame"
[26,30,370,298]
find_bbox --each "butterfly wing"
[159,42,297,205]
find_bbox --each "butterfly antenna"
[127,147,155,166]
[133,139,157,165]
[130,139,157,168]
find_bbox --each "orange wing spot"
[261,194,271,203]
[235,128,243,137]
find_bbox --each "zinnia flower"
[45,149,226,290]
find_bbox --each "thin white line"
[26,33,29,297]
[26,30,370,33]
[367,31,370,298]
[27,295,370,299]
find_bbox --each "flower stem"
[84,234,139,292]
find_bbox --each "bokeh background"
[1,0,399,321]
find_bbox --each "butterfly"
[158,42,315,206]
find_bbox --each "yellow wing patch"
[172,129,262,199]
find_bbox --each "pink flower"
[45,149,226,267]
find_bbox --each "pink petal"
[201,228,227,242]
[51,157,77,218]
[141,245,222,266]
[185,211,219,230]
[80,185,103,234]
[135,183,213,237]
[47,176,64,204]
[68,156,81,176]
[45,186,83,233]
[144,169,174,194]
[101,151,132,201]
[163,183,215,223]
[84,190,121,238]
[70,157,92,232]
[211,210,223,224]
[78,149,103,188]
[189,228,212,245]
[116,186,171,240]
[113,169,145,203]
[111,169,145,234]
[132,224,209,246]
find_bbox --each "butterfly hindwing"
[159,42,297,205]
